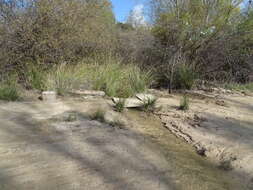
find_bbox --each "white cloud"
[128,4,146,27]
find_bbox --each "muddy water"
[125,110,245,190]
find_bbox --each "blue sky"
[111,0,146,22]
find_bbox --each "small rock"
[72,90,105,97]
[112,98,143,108]
[136,93,156,102]
[42,91,57,102]
[215,100,227,107]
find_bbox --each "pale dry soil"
[0,95,248,190]
[155,91,253,189]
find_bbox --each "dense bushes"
[0,0,116,74]
[150,0,253,86]
[0,0,252,99]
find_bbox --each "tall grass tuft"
[224,82,253,92]
[45,64,85,95]
[141,98,157,112]
[42,56,152,97]
[87,57,152,98]
[114,98,125,112]
[179,95,189,111]
[25,65,46,91]
[0,76,20,101]
[176,64,197,90]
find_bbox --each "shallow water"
[125,110,245,190]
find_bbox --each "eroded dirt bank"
[0,97,246,190]
[154,91,253,188]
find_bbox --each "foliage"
[179,95,189,111]
[175,64,197,90]
[45,64,85,95]
[87,56,152,98]
[0,0,116,73]
[224,83,253,92]
[108,119,125,129]
[151,0,252,85]
[114,99,125,112]
[90,109,106,123]
[0,77,20,101]
[25,64,46,91]
[141,98,157,112]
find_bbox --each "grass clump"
[90,109,106,123]
[109,119,125,129]
[114,98,125,112]
[176,64,197,90]
[42,56,152,98]
[25,64,46,91]
[87,56,152,98]
[0,77,20,101]
[141,98,157,112]
[45,64,85,95]
[224,82,253,92]
[179,95,189,111]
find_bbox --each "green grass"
[90,109,106,122]
[176,64,197,90]
[114,98,125,112]
[179,95,189,111]
[224,82,253,92]
[45,64,86,95]
[0,78,20,101]
[23,55,152,98]
[89,60,152,98]
[44,56,152,97]
[25,65,46,91]
[141,98,157,112]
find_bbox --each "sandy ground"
[156,91,253,188]
[0,95,249,190]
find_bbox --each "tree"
[150,0,249,90]
[0,0,116,75]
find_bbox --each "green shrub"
[0,78,20,101]
[114,98,125,112]
[45,64,85,95]
[109,119,125,129]
[179,95,189,111]
[90,109,106,123]
[25,65,46,91]
[42,56,152,97]
[176,65,197,90]
[224,82,253,92]
[141,98,157,112]
[88,57,152,98]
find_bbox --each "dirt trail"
[0,97,247,190]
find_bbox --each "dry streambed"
[0,93,250,190]
[154,91,253,188]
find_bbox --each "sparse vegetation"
[179,95,190,111]
[218,160,234,171]
[114,99,125,112]
[0,77,20,101]
[141,98,157,113]
[89,59,152,98]
[109,119,125,129]
[224,83,253,92]
[45,64,85,95]
[176,65,197,90]
[24,65,46,91]
[90,109,106,123]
